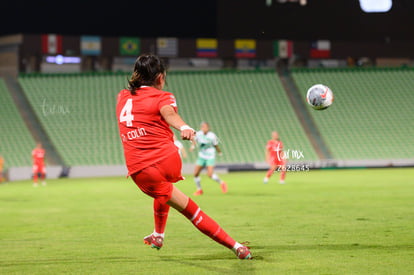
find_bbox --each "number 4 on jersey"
[119,99,134,127]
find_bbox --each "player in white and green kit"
[173,134,187,160]
[190,122,227,196]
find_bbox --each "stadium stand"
[18,73,126,166]
[167,70,319,163]
[291,68,414,160]
[18,71,319,166]
[0,78,36,168]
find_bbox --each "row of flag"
[159,38,330,59]
[42,35,105,56]
[41,34,331,59]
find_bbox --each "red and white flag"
[310,40,331,58]
[42,34,62,54]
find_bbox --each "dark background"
[1,0,217,37]
[2,0,414,41]
[218,0,414,41]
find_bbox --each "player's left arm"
[160,105,194,140]
[215,145,223,157]
[212,134,222,156]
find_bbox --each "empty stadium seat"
[0,78,36,168]
[18,74,126,166]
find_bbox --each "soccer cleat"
[220,181,228,194]
[279,180,285,184]
[263,177,269,184]
[33,183,38,187]
[236,246,252,260]
[143,234,163,250]
[193,189,203,196]
[42,181,47,186]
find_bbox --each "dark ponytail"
[127,54,167,95]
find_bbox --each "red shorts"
[130,152,184,205]
[33,164,46,174]
[269,157,285,167]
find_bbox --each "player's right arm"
[265,142,270,163]
[160,105,194,140]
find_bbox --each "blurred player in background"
[264,131,286,184]
[190,122,227,196]
[116,54,251,259]
[0,153,5,183]
[32,143,46,187]
[173,134,187,160]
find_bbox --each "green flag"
[120,37,140,56]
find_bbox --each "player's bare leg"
[279,164,286,184]
[167,185,251,259]
[193,165,203,196]
[264,165,277,184]
[41,172,46,186]
[33,171,39,187]
[207,166,227,193]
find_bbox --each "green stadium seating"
[16,68,414,167]
[18,74,126,166]
[18,71,319,166]
[0,78,36,168]
[291,68,414,160]
[168,70,319,163]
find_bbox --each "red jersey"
[116,86,178,176]
[266,140,284,163]
[32,148,45,165]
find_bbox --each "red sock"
[280,170,286,181]
[33,173,38,183]
[153,199,170,234]
[41,173,45,180]
[181,198,236,249]
[266,169,273,178]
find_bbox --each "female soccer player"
[264,131,286,184]
[190,122,227,196]
[32,142,46,187]
[116,54,251,260]
[0,153,4,183]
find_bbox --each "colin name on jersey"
[122,127,147,142]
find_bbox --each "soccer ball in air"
[306,84,333,110]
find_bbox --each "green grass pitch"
[1,169,413,274]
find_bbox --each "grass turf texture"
[1,169,413,274]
